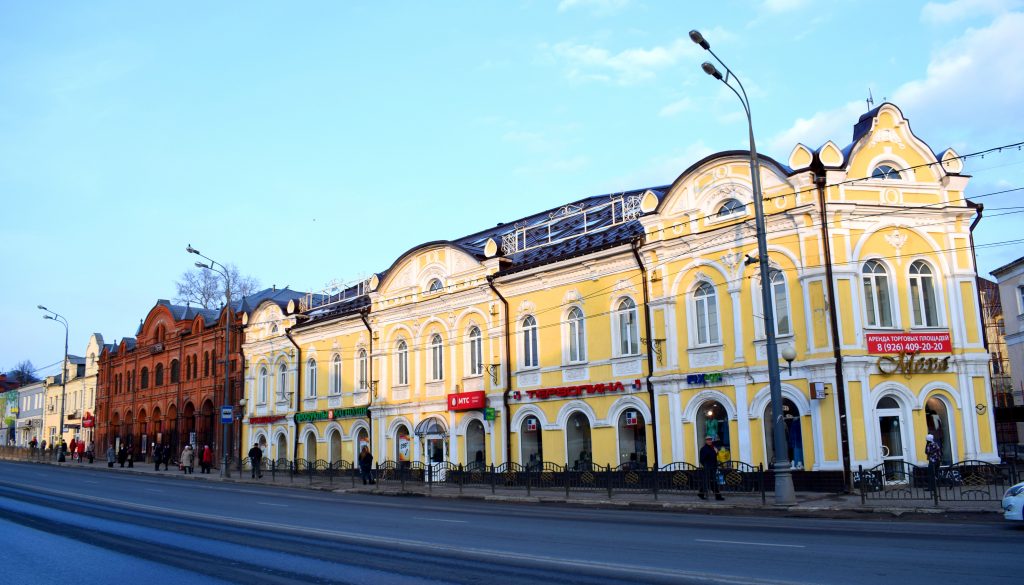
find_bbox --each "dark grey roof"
[67,355,86,365]
[235,287,308,314]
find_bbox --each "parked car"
[1003,481,1024,521]
[998,443,1024,464]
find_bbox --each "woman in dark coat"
[117,445,128,468]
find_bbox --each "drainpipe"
[630,237,661,469]
[966,200,987,349]
[487,274,513,466]
[359,309,374,447]
[284,327,301,466]
[238,335,247,473]
[815,171,852,491]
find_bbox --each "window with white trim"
[862,260,894,328]
[358,349,368,390]
[716,198,745,218]
[277,364,287,400]
[909,260,939,327]
[396,339,409,385]
[258,366,268,403]
[768,270,791,336]
[427,278,443,293]
[522,315,539,368]
[330,354,342,395]
[305,358,317,398]
[430,333,444,381]
[567,307,586,363]
[871,164,902,180]
[468,326,483,376]
[692,282,720,345]
[615,298,639,356]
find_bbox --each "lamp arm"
[707,48,752,113]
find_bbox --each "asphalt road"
[0,460,1018,585]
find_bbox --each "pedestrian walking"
[117,445,127,467]
[247,443,263,479]
[698,436,724,501]
[70,437,78,461]
[358,446,375,485]
[162,443,172,470]
[76,440,85,464]
[926,433,942,491]
[106,443,116,467]
[201,445,213,474]
[86,441,95,464]
[180,445,195,474]
[153,444,164,471]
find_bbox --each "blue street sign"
[220,405,233,423]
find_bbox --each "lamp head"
[186,244,200,255]
[701,62,723,80]
[238,398,247,407]
[37,305,47,311]
[43,315,53,320]
[689,30,710,50]
[195,262,209,269]
[781,345,797,363]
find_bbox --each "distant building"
[990,256,1024,447]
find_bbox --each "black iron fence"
[857,459,1019,505]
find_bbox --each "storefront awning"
[414,417,448,437]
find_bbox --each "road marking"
[696,539,805,548]
[257,502,288,507]
[145,489,164,493]
[83,480,99,484]
[413,517,466,523]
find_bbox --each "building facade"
[990,255,1024,447]
[14,381,45,446]
[241,103,999,482]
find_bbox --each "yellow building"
[43,333,106,450]
[242,103,998,482]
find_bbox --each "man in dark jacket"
[248,443,263,479]
[698,436,724,501]
[153,444,163,471]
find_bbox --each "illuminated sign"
[294,406,369,423]
[877,352,951,377]
[511,379,641,401]
[447,391,486,411]
[866,332,951,354]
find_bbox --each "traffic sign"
[220,405,233,423]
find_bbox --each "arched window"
[330,354,342,395]
[305,358,317,398]
[693,282,720,345]
[191,355,198,379]
[567,307,586,363]
[468,327,483,376]
[427,278,443,293]
[615,298,639,356]
[396,340,409,385]
[430,334,444,381]
[258,367,268,403]
[716,198,745,217]
[357,349,368,390]
[170,359,180,383]
[765,270,791,336]
[909,260,939,327]
[140,367,149,390]
[871,164,901,180]
[277,363,287,400]
[270,323,279,334]
[203,352,210,377]
[522,316,538,368]
[862,260,893,328]
[155,363,164,386]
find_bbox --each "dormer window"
[427,278,443,293]
[716,198,744,218]
[871,164,902,180]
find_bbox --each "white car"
[1004,481,1024,521]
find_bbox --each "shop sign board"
[249,415,286,425]
[447,391,486,411]
[295,407,369,423]
[82,413,95,428]
[484,407,496,421]
[866,331,951,354]
[511,379,641,401]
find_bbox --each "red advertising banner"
[866,331,951,354]
[447,390,486,411]
[82,413,95,428]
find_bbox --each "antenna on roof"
[866,88,874,111]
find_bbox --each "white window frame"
[566,306,587,363]
[908,260,940,328]
[754,270,792,338]
[396,339,409,386]
[306,358,317,398]
[330,354,342,395]
[522,315,539,369]
[357,349,368,390]
[430,333,444,381]
[427,278,443,293]
[258,366,268,403]
[692,282,720,346]
[468,326,483,376]
[862,259,895,328]
[615,298,639,356]
[277,363,287,400]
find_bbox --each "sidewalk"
[13,455,1006,522]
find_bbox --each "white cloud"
[762,0,809,12]
[658,97,694,117]
[557,0,630,15]
[921,0,1021,24]
[769,11,1024,153]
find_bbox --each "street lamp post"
[38,305,69,463]
[689,30,796,505]
[186,244,233,478]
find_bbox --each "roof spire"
[866,88,874,112]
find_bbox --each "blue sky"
[2,0,1022,376]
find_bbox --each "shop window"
[716,198,745,218]
[306,359,317,398]
[395,425,411,464]
[862,260,894,328]
[871,164,902,180]
[692,282,720,345]
[468,327,483,376]
[763,398,802,469]
[396,339,409,385]
[566,307,586,363]
[616,298,639,356]
[522,316,539,368]
[926,396,953,465]
[430,334,444,381]
[909,260,939,327]
[520,417,543,469]
[617,409,647,469]
[330,354,342,395]
[357,349,368,390]
[466,419,486,469]
[696,400,729,453]
[568,412,593,471]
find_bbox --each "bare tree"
[5,360,39,384]
[174,264,260,309]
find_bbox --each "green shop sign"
[294,406,368,423]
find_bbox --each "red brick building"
[96,299,242,465]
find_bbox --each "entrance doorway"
[876,396,907,481]
[465,419,485,469]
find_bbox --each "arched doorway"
[696,400,729,455]
[763,398,804,469]
[925,395,953,465]
[137,408,149,460]
[465,419,485,468]
[198,400,215,453]
[166,404,178,451]
[616,409,647,468]
[151,406,163,447]
[304,430,318,463]
[520,416,543,468]
[275,432,288,463]
[414,417,448,465]
[181,402,196,450]
[875,395,908,480]
[567,411,592,470]
[328,428,342,465]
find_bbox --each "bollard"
[490,464,496,495]
[859,465,865,506]
[428,463,433,494]
[565,464,570,499]
[758,464,765,505]
[458,463,464,495]
[606,464,612,499]
[652,463,659,501]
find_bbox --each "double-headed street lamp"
[690,30,796,505]
[186,244,233,478]
[38,305,69,461]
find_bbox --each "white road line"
[257,502,288,507]
[83,480,99,484]
[413,517,467,523]
[696,539,805,548]
[145,488,164,493]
